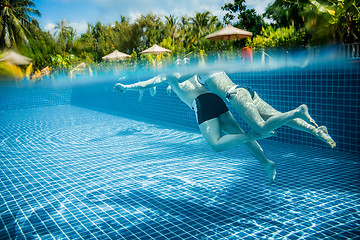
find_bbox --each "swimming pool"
[1,59,359,239]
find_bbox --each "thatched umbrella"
[140,44,171,55]
[0,51,32,65]
[205,24,253,52]
[102,50,131,60]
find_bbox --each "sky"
[35,0,274,35]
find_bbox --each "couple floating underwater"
[114,71,335,185]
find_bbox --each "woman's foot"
[297,104,319,127]
[316,126,336,148]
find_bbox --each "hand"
[114,83,127,93]
[166,85,172,96]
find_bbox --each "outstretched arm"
[114,74,167,93]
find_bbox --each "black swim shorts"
[193,93,229,125]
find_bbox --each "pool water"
[1,105,359,239]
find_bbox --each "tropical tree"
[304,0,359,43]
[165,15,178,42]
[265,0,360,44]
[189,11,220,51]
[222,0,266,35]
[134,14,165,49]
[54,19,71,38]
[20,24,57,69]
[191,11,218,39]
[54,19,76,53]
[88,21,106,61]
[246,25,307,49]
[112,16,137,54]
[264,0,305,29]
[0,0,41,48]
[177,16,192,49]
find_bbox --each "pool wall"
[70,61,360,154]
[1,60,359,154]
[0,82,71,111]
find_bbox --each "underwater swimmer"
[114,74,273,152]
[194,71,335,148]
[114,73,314,185]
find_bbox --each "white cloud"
[69,21,88,34]
[128,11,142,22]
[41,21,88,35]
[91,0,227,21]
[246,0,273,14]
[44,22,56,32]
[38,0,272,35]
[88,0,270,24]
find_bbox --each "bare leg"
[230,90,313,135]
[244,141,276,185]
[219,112,276,185]
[253,95,336,148]
[286,120,336,148]
[198,115,269,152]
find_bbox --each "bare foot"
[264,161,276,185]
[297,104,319,127]
[316,126,336,148]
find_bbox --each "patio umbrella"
[140,44,171,55]
[0,51,32,65]
[205,24,253,52]
[102,50,131,60]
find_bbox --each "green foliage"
[305,0,360,44]
[222,0,247,24]
[54,19,76,53]
[246,26,307,48]
[264,0,305,29]
[265,0,360,44]
[1,0,358,77]
[21,27,57,68]
[222,0,266,36]
[50,53,78,73]
[134,14,165,49]
[0,0,41,48]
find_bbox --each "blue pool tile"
[0,105,359,239]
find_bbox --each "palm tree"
[177,16,191,47]
[54,19,76,52]
[191,12,218,39]
[165,15,178,42]
[54,19,71,39]
[189,11,219,50]
[0,0,41,48]
[135,14,165,48]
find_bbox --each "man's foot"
[264,161,276,185]
[297,104,319,127]
[316,126,336,148]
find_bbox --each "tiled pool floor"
[0,105,359,239]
